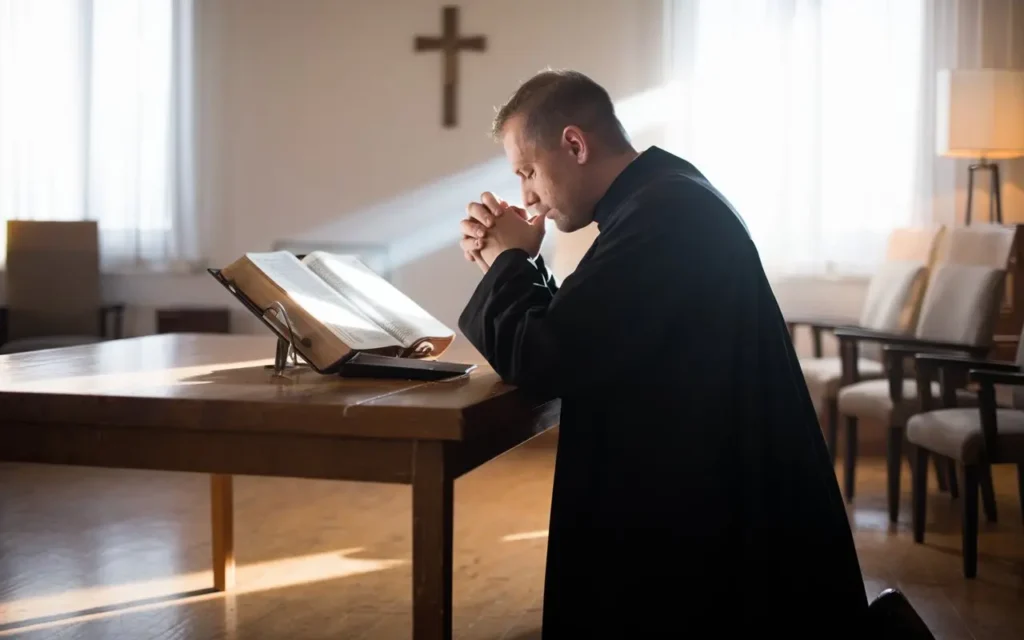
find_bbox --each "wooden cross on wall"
[414,6,486,128]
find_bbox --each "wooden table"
[0,334,560,639]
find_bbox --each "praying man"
[457,69,873,637]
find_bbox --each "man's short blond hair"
[491,69,631,151]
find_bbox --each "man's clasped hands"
[459,192,548,273]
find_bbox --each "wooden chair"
[787,226,944,463]
[906,336,1024,578]
[830,225,1018,518]
[833,261,1007,522]
[0,221,124,353]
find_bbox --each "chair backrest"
[884,225,946,266]
[931,223,1017,269]
[857,261,929,333]
[5,220,101,340]
[859,226,946,333]
[913,263,1006,346]
[917,223,1019,354]
[852,226,944,361]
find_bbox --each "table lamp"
[936,69,1024,224]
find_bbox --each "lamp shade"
[936,69,1024,159]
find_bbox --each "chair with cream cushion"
[906,333,1024,578]
[833,261,1007,523]
[787,226,943,462]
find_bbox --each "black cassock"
[459,147,869,637]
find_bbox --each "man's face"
[502,115,591,233]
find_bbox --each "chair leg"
[933,457,948,493]
[887,426,904,524]
[825,396,838,466]
[1018,464,1024,524]
[844,416,858,503]
[947,459,959,499]
[961,464,979,579]
[912,445,928,544]
[980,464,998,524]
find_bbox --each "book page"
[245,252,400,351]
[302,251,454,348]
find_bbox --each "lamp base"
[965,160,1002,224]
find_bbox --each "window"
[0,0,199,271]
[663,0,927,276]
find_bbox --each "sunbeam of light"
[0,548,406,634]
[0,358,269,393]
[290,83,683,272]
[501,529,549,542]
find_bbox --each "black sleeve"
[458,185,741,396]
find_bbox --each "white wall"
[0,0,875,359]
[3,0,1019,363]
[85,0,666,354]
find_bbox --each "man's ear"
[561,126,588,164]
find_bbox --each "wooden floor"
[1,429,1023,639]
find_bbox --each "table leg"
[412,441,453,640]
[211,474,236,591]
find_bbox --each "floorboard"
[1,430,1022,639]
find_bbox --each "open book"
[215,251,456,373]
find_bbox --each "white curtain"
[0,0,202,272]
[663,0,929,277]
